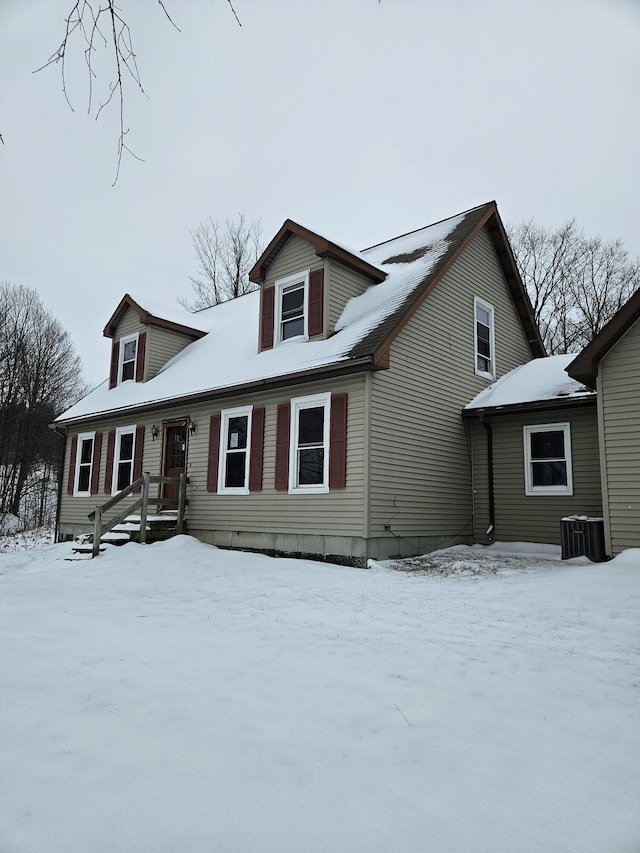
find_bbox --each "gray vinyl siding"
[59,374,367,539]
[114,307,141,339]
[470,405,602,546]
[59,412,154,529]
[186,375,366,536]
[146,326,196,380]
[368,227,535,544]
[598,317,640,554]
[328,263,372,331]
[266,234,319,286]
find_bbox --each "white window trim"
[217,405,253,496]
[523,422,573,496]
[73,431,96,496]
[288,392,331,495]
[275,270,310,345]
[474,296,496,380]
[111,425,137,495]
[118,332,139,384]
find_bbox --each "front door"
[162,423,187,505]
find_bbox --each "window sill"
[217,487,250,496]
[277,334,308,346]
[525,487,573,497]
[289,484,329,495]
[475,369,495,381]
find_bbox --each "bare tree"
[508,219,640,354]
[180,214,263,310]
[37,1,241,184]
[0,284,87,527]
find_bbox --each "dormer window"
[260,268,324,351]
[276,271,309,343]
[109,331,146,389]
[119,334,138,382]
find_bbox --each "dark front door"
[162,423,186,504]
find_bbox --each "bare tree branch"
[180,214,263,310]
[509,219,640,354]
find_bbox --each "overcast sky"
[2,0,639,386]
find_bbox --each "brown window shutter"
[109,341,120,388]
[249,407,265,491]
[67,435,78,495]
[308,269,324,337]
[329,393,348,488]
[104,430,116,494]
[275,403,290,491]
[207,414,221,492]
[261,287,275,350]
[90,433,102,495]
[132,426,145,493]
[135,331,146,382]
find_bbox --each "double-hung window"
[474,297,495,379]
[74,432,95,496]
[289,392,330,494]
[218,406,253,495]
[112,425,136,493]
[119,334,138,383]
[523,423,573,496]
[276,271,309,343]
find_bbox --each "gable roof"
[464,355,595,416]
[103,293,209,339]
[58,201,544,426]
[351,201,544,362]
[249,220,387,285]
[566,286,640,388]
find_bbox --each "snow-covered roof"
[126,293,211,334]
[103,293,210,339]
[465,355,596,412]
[58,202,537,425]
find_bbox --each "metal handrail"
[88,472,188,557]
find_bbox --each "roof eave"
[55,355,381,428]
[463,394,597,418]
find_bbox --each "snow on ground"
[0,524,54,553]
[1,538,638,853]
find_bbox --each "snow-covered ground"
[0,523,54,553]
[1,537,638,852]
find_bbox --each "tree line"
[0,284,86,531]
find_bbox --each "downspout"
[50,423,67,543]
[479,414,495,537]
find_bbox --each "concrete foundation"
[58,523,471,567]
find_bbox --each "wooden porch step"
[100,531,131,545]
[71,543,106,555]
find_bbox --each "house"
[463,355,602,547]
[55,201,545,565]
[566,287,640,556]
